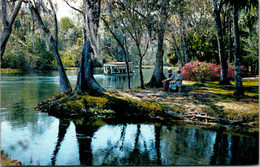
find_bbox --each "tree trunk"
[178,11,188,66]
[50,37,72,93]
[75,3,105,94]
[182,26,189,64]
[233,4,244,96]
[179,26,186,66]
[172,33,184,68]
[228,18,233,63]
[138,56,144,89]
[31,4,72,93]
[213,0,230,85]
[0,0,23,59]
[75,35,105,94]
[147,0,169,88]
[147,23,166,87]
[0,28,11,59]
[123,36,131,89]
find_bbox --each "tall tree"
[166,0,191,68]
[212,0,230,85]
[232,2,244,96]
[0,0,23,59]
[229,0,258,96]
[147,0,171,88]
[121,0,150,89]
[177,0,189,65]
[29,0,72,93]
[65,0,105,94]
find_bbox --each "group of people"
[162,69,183,92]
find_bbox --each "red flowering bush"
[181,61,243,82]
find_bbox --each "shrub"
[181,61,243,82]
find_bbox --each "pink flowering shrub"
[181,61,242,82]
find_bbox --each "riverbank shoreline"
[35,80,259,134]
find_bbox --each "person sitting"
[169,70,182,92]
[162,69,175,91]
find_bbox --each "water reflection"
[51,120,70,166]
[70,121,258,166]
[210,130,259,165]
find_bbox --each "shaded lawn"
[162,79,259,122]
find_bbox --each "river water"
[1,68,258,165]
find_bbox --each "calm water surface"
[1,68,258,165]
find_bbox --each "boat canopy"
[104,62,133,74]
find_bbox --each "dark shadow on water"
[73,119,101,166]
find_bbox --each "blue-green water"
[1,69,258,165]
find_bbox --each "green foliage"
[2,49,27,70]
[61,51,75,67]
[2,0,258,75]
[92,57,103,67]
[60,17,75,31]
[30,36,55,70]
[188,33,219,64]
[240,7,259,74]
[36,51,55,71]
[166,48,179,66]
[2,30,56,71]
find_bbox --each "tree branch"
[48,0,58,45]
[121,19,136,41]
[30,3,50,34]
[101,16,125,51]
[142,39,150,58]
[9,0,23,26]
[63,0,83,14]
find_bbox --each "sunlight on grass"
[216,101,259,120]
[0,68,21,73]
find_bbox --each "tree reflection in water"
[51,120,70,165]
[210,129,259,165]
[50,118,258,166]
